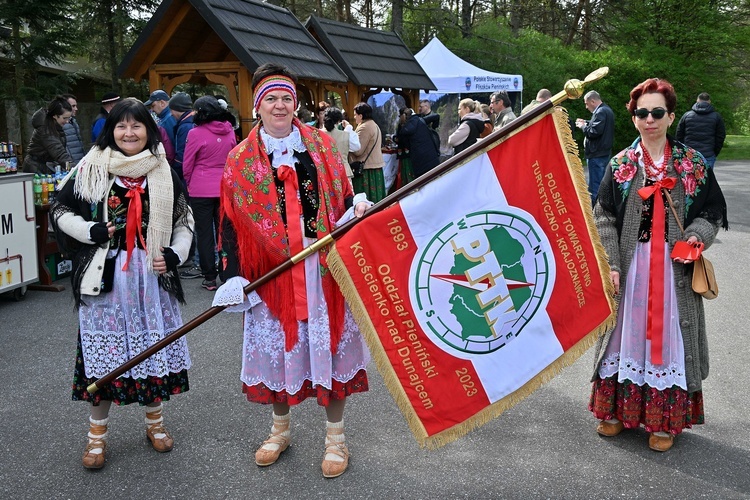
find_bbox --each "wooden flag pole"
[86,67,608,394]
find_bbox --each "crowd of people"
[28,64,727,476]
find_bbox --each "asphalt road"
[1,160,748,500]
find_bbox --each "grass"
[719,135,750,160]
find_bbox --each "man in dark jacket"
[91,92,120,142]
[418,99,440,130]
[169,92,195,182]
[396,108,440,177]
[62,94,85,165]
[575,90,614,204]
[145,89,177,148]
[676,92,726,168]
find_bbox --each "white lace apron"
[79,248,191,379]
[597,241,688,391]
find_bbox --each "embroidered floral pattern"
[589,376,704,434]
[609,139,708,212]
[107,190,128,230]
[106,183,150,249]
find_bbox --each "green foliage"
[427,8,748,155]
[0,0,82,100]
[717,135,750,160]
[71,0,159,88]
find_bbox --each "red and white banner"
[328,109,615,448]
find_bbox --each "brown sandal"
[321,441,350,478]
[146,423,174,452]
[82,437,107,469]
[255,432,291,466]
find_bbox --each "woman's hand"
[354,201,369,218]
[610,271,620,296]
[673,235,700,264]
[153,247,168,275]
[106,222,115,238]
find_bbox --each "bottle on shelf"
[54,165,63,193]
[7,143,17,174]
[33,174,43,205]
[0,142,7,175]
[47,174,56,204]
[40,175,49,204]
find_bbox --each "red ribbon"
[637,176,677,365]
[277,165,308,322]
[120,176,147,272]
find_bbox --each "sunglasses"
[634,107,667,119]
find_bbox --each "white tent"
[414,37,523,95]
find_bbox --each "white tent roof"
[415,37,523,94]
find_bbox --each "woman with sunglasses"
[589,78,727,452]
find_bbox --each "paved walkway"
[1,161,748,499]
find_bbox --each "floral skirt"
[352,168,386,203]
[397,157,416,190]
[72,333,189,406]
[589,376,704,435]
[243,369,368,406]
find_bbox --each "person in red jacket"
[182,96,237,290]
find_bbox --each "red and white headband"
[253,75,297,111]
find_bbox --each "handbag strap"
[360,126,380,164]
[663,189,685,235]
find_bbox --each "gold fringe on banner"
[328,246,432,443]
[328,106,616,449]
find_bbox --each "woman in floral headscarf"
[215,63,370,478]
[589,78,727,452]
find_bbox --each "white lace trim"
[79,249,191,379]
[239,236,370,393]
[260,126,306,167]
[596,242,688,391]
[241,304,369,393]
[598,353,687,391]
[212,276,261,312]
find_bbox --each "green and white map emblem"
[413,209,551,355]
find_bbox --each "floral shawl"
[220,117,353,353]
[602,136,728,235]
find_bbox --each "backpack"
[428,126,440,153]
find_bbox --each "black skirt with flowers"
[71,333,189,406]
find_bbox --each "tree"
[0,0,81,145]
[73,0,159,93]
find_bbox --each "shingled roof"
[119,0,347,82]
[305,16,436,91]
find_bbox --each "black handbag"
[350,160,365,177]
[351,130,380,177]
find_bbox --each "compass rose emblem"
[412,209,551,355]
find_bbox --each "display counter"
[0,173,38,299]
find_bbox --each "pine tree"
[0,0,81,144]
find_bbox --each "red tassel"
[323,272,345,354]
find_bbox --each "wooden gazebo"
[118,0,349,137]
[305,15,436,115]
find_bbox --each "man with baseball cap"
[91,92,121,142]
[145,90,177,148]
[169,92,194,182]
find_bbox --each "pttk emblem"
[412,209,551,356]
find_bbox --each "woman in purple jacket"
[182,96,237,290]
